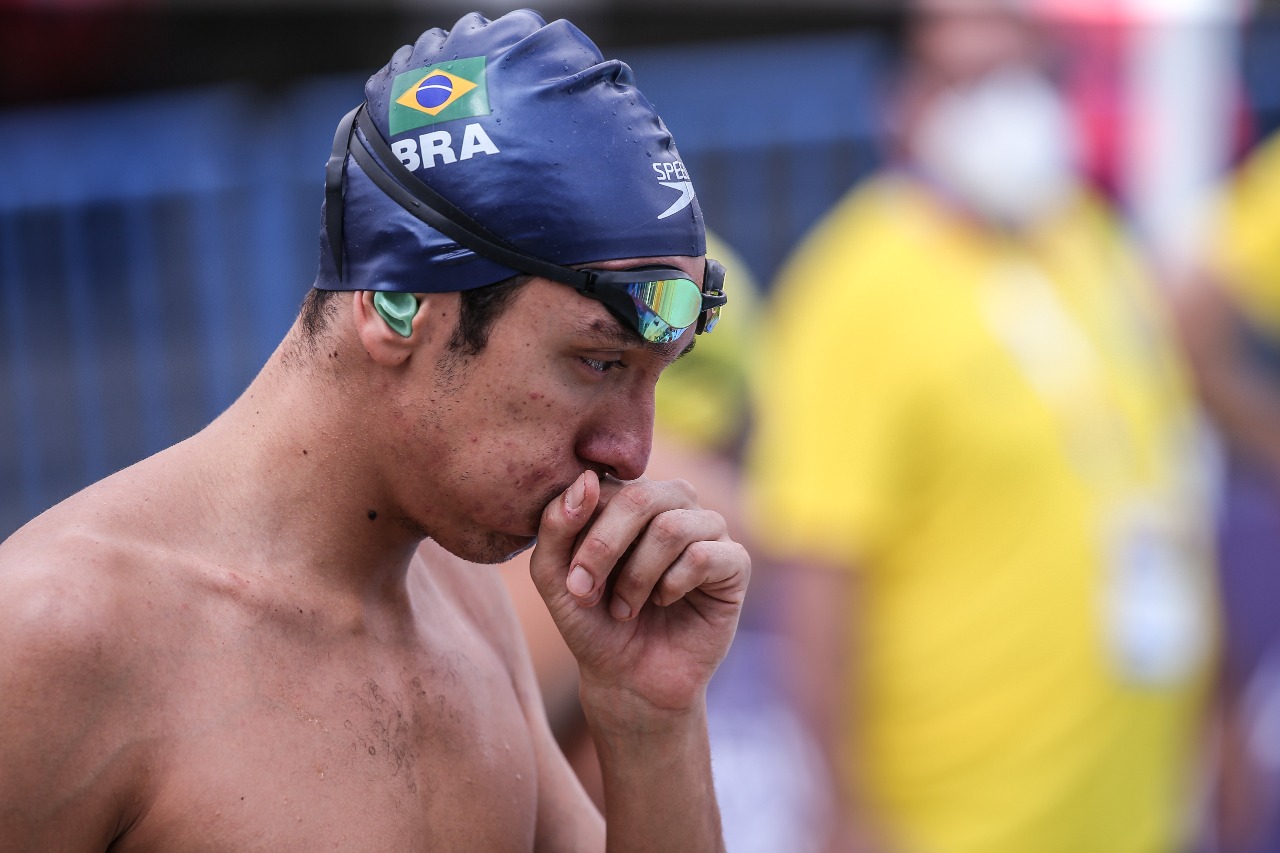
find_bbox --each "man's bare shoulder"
[1,503,156,663]
[0,499,171,846]
[0,481,188,719]
[1,453,212,620]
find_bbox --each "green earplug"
[372,291,419,338]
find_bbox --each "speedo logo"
[652,161,695,220]
[389,57,491,135]
[391,123,500,171]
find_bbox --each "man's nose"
[576,397,655,482]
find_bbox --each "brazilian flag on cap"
[389,56,491,135]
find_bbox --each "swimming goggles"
[325,104,727,344]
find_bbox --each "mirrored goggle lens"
[625,278,703,344]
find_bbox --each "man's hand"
[528,470,750,721]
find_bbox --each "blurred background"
[0,0,899,530]
[2,0,1278,533]
[4,0,1280,851]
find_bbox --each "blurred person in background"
[1177,129,1280,853]
[748,1,1219,851]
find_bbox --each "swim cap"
[314,9,706,294]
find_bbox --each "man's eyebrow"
[571,317,646,349]
[674,337,697,362]
[570,316,693,362]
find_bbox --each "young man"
[0,11,747,851]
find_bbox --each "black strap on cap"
[323,102,727,332]
[324,104,361,276]
[343,104,594,291]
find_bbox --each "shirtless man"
[0,11,747,851]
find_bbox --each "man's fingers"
[568,478,696,609]
[534,476,730,618]
[604,508,728,620]
[529,470,599,602]
[647,539,751,609]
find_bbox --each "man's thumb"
[529,470,599,598]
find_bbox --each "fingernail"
[565,473,586,513]
[567,565,594,597]
[610,598,631,620]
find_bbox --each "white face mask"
[910,68,1080,228]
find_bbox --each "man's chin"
[474,531,538,565]
[499,535,538,563]
[444,492,559,564]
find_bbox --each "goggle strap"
[325,102,726,338]
[701,258,727,312]
[324,104,361,276]
[345,104,590,290]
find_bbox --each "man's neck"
[177,341,428,601]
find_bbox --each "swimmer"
[0,10,748,851]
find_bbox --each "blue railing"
[0,34,890,536]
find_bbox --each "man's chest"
[114,624,540,851]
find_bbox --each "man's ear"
[354,290,428,366]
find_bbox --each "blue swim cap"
[314,9,706,294]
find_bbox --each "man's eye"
[580,356,624,373]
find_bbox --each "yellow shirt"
[749,176,1215,853]
[1214,132,1280,336]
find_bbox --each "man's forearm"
[582,691,724,853]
